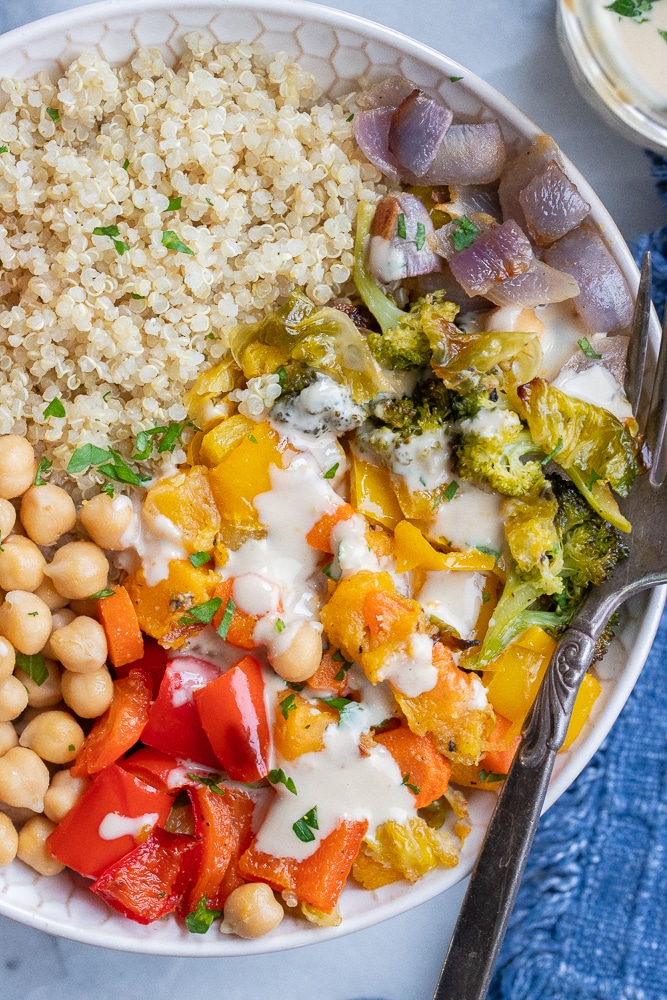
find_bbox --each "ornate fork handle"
[432,625,598,1000]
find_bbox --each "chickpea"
[42,608,76,660]
[0,535,46,592]
[33,576,70,612]
[269,622,323,684]
[43,769,90,824]
[0,591,52,655]
[43,541,109,601]
[0,498,16,541]
[0,436,36,500]
[0,721,18,756]
[220,883,284,939]
[0,746,50,811]
[49,616,108,673]
[17,815,65,876]
[0,675,30,723]
[20,484,76,547]
[80,493,135,550]
[15,657,61,709]
[61,666,113,718]
[0,812,18,867]
[0,637,15,682]
[19,710,84,764]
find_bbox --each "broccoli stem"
[353,202,405,336]
[473,570,564,668]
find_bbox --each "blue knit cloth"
[489,153,667,1000]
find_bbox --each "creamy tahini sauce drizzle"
[551,363,633,422]
[98,812,159,841]
[432,480,505,553]
[418,570,486,640]
[376,633,437,697]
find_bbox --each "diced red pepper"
[120,748,184,793]
[113,636,168,698]
[47,763,173,880]
[193,655,270,782]
[140,657,220,770]
[71,669,152,779]
[91,826,198,924]
[211,788,257,907]
[239,818,368,913]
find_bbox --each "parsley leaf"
[415,221,427,251]
[185,896,223,934]
[46,107,61,123]
[293,806,319,843]
[578,337,602,359]
[442,481,459,503]
[187,772,226,795]
[396,213,407,240]
[43,397,66,419]
[0,145,8,154]
[450,215,480,251]
[189,551,211,568]
[449,75,463,82]
[268,768,297,794]
[323,462,339,479]
[178,597,223,627]
[476,545,500,562]
[162,230,194,255]
[88,588,116,600]
[15,652,48,686]
[318,695,353,713]
[67,443,115,475]
[605,0,654,19]
[280,692,297,720]
[275,618,286,633]
[541,437,564,465]
[216,598,236,640]
[33,457,52,486]
[478,769,506,784]
[346,113,355,122]
[402,773,421,795]
[164,196,182,212]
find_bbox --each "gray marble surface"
[1,2,665,999]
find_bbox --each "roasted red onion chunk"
[388,89,453,177]
[353,106,402,183]
[447,220,534,297]
[355,75,418,110]
[498,135,564,229]
[367,193,441,283]
[482,260,580,308]
[543,224,634,334]
[556,333,629,384]
[518,161,591,246]
[416,122,507,185]
[428,211,497,261]
[437,183,502,222]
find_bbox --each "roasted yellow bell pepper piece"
[208,421,288,529]
[199,413,256,467]
[483,625,556,729]
[393,520,496,574]
[143,465,220,555]
[562,672,601,750]
[350,453,402,529]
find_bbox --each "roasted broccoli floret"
[353,201,458,370]
[455,399,545,497]
[368,378,452,440]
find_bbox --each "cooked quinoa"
[0,33,386,489]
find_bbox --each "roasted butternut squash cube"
[124,559,218,648]
[320,570,398,664]
[143,465,220,555]
[273,691,338,760]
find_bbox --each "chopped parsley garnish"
[216,598,236,640]
[322,561,342,582]
[450,215,480,251]
[189,551,211,568]
[205,332,215,340]
[346,113,355,122]
[15,652,48,686]
[131,293,145,300]
[275,618,286,633]
[164,196,182,212]
[280,692,297,720]
[67,444,152,489]
[482,590,491,603]
[476,545,500,562]
[449,75,463,82]
[178,597,223,627]
[43,397,66,419]
[0,145,8,154]
[88,588,116,600]
[185,896,223,934]
[578,337,602,359]
[542,437,564,465]
[293,806,319,843]
[443,481,459,502]
[92,225,130,256]
[162,230,194,255]
[268,768,297,795]
[205,197,214,206]
[46,107,61,122]
[122,158,130,170]
[402,773,421,795]
[186,772,226,795]
[415,221,427,251]
[133,420,194,460]
[276,365,288,389]
[33,457,52,486]
[247,434,258,444]
[68,744,75,752]
[103,391,112,401]
[318,695,353,712]
[478,769,506,784]
[660,28,667,42]
[588,468,603,489]
[396,212,407,240]
[605,0,655,19]
[323,462,339,479]
[332,651,353,681]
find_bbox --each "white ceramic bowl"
[0,0,663,957]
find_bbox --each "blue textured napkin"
[489,153,667,1000]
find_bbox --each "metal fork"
[433,252,667,1000]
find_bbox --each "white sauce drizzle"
[98,811,159,841]
[431,480,505,553]
[551,363,633,423]
[376,633,438,697]
[418,570,486,640]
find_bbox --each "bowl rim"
[0,0,664,956]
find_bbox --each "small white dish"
[0,0,663,957]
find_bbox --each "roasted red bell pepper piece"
[374,725,451,809]
[140,657,220,769]
[91,826,198,924]
[178,785,255,916]
[47,763,173,879]
[71,669,152,779]
[112,636,168,698]
[193,655,270,782]
[120,748,185,793]
[239,818,368,913]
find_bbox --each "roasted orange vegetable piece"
[374,725,451,808]
[211,578,260,651]
[396,642,495,766]
[239,818,368,913]
[273,690,338,760]
[208,421,287,529]
[143,465,220,555]
[352,816,459,890]
[306,503,355,553]
[124,559,218,648]
[320,570,400,664]
[307,649,350,696]
[199,413,256,468]
[363,589,423,649]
